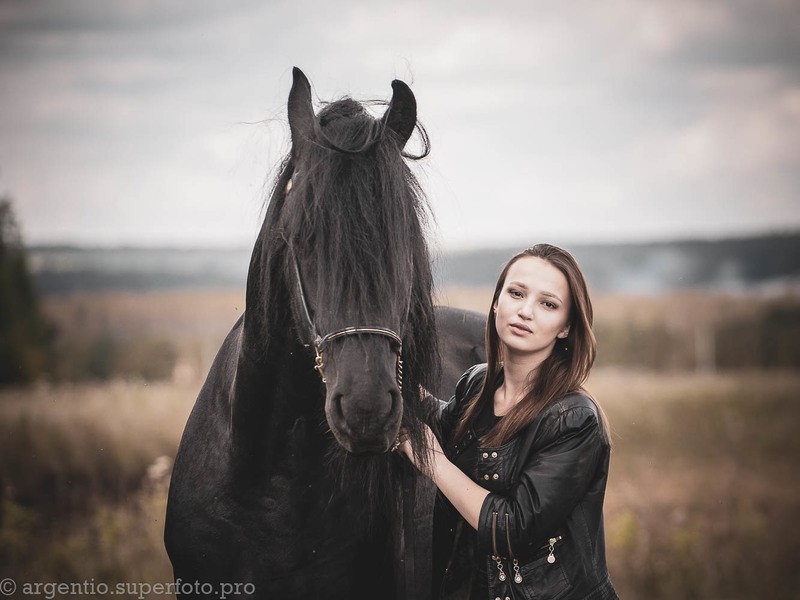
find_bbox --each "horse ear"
[288,67,315,154]
[383,79,417,148]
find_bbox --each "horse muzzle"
[325,387,403,454]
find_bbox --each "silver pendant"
[498,572,506,581]
[514,573,523,584]
[547,554,556,564]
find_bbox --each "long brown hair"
[452,243,610,447]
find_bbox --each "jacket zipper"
[491,512,507,582]
[505,513,523,584]
[491,512,564,589]
[492,512,499,556]
[546,535,563,564]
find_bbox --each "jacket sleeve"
[422,364,484,425]
[476,405,604,557]
[439,364,486,443]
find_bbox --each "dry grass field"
[591,369,800,599]
[1,288,798,599]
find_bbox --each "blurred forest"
[1,200,798,598]
[0,199,52,385]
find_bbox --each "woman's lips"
[510,322,532,334]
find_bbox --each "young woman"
[400,244,619,600]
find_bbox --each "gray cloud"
[1,0,798,248]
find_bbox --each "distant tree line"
[440,233,800,292]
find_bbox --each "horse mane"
[252,95,440,524]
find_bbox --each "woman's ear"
[557,325,570,339]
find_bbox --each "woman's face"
[493,256,571,363]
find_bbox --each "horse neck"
[230,236,327,479]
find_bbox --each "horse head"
[270,68,438,457]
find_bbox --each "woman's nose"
[518,302,534,319]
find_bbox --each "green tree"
[0,195,51,384]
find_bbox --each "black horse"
[164,68,484,600]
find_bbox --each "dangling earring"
[560,330,569,351]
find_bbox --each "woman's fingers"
[395,425,443,473]
[393,428,420,467]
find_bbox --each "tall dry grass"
[591,370,800,599]
[2,371,798,599]
[0,380,196,584]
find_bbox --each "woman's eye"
[509,289,523,298]
[543,301,558,309]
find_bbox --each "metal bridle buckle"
[314,347,327,383]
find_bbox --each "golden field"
[1,288,798,599]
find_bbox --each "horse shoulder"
[165,318,244,564]
[433,305,486,399]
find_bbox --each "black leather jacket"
[432,364,619,600]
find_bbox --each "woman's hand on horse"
[397,424,444,475]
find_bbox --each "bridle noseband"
[292,256,404,391]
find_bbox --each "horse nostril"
[331,392,345,421]
[387,388,403,427]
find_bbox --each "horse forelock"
[262,96,438,372]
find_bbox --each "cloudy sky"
[1,0,798,251]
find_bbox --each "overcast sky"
[1,0,799,251]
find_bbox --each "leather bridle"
[292,255,404,392]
